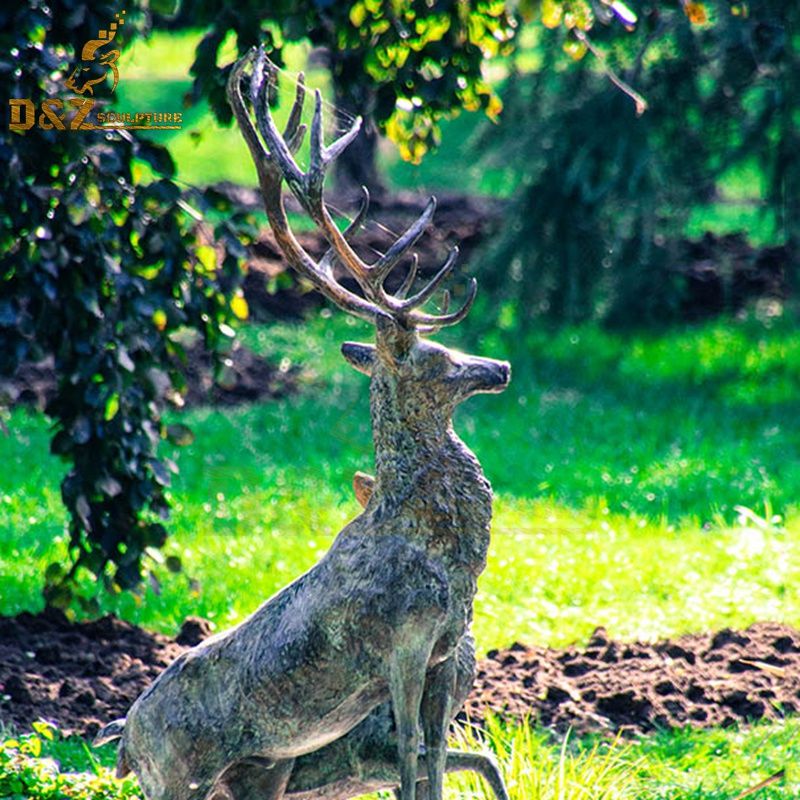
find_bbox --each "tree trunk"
[327,50,386,199]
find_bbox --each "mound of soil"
[0,609,211,739]
[1,611,798,740]
[1,340,296,412]
[465,622,800,735]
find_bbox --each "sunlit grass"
[4,717,799,799]
[2,315,800,652]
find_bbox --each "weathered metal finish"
[214,632,509,800]
[94,47,510,800]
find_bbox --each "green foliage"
[475,1,798,325]
[450,717,642,799]
[3,717,799,799]
[450,716,799,799]
[178,0,516,164]
[0,1,252,599]
[0,723,139,800]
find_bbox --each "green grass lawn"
[3,314,800,649]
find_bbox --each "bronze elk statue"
[95,48,510,800]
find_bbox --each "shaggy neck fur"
[368,362,493,564]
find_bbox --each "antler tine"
[396,246,459,311]
[308,91,325,202]
[409,278,478,329]
[284,72,308,154]
[394,254,419,298]
[308,90,363,204]
[248,49,373,292]
[251,48,304,190]
[226,51,271,179]
[283,71,306,139]
[319,186,370,276]
[370,198,436,285]
[287,122,308,155]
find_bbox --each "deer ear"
[341,342,376,375]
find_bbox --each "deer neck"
[367,369,493,589]
[369,371,487,504]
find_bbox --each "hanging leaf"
[563,39,588,60]
[683,1,708,24]
[231,293,249,320]
[541,0,563,29]
[104,393,120,421]
[195,244,217,273]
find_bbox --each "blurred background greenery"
[2,0,798,672]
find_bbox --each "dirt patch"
[673,232,791,320]
[0,609,208,739]
[179,340,298,407]
[1,611,798,739]
[465,622,800,735]
[1,340,297,413]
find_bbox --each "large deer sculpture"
[208,479,510,800]
[95,48,510,800]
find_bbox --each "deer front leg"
[421,656,457,800]
[395,784,430,800]
[390,644,434,800]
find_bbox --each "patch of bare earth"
[464,622,800,735]
[1,610,798,739]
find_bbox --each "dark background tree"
[0,0,252,604]
[473,0,798,327]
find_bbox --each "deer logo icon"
[64,10,125,96]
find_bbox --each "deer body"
[215,634,510,800]
[117,525,449,798]
[114,340,504,800]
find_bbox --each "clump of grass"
[447,716,641,800]
[5,718,797,800]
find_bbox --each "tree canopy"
[1,0,252,604]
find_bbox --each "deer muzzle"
[462,356,511,394]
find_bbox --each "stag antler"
[226,48,476,331]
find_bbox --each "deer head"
[64,11,125,96]
[227,48,509,467]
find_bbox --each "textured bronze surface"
[95,48,510,800]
